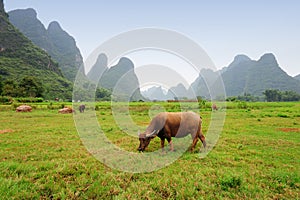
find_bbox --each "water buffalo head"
[137,130,157,152]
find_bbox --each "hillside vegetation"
[0,1,72,100]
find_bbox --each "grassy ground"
[0,101,299,199]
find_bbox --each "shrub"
[219,176,242,191]
[0,96,12,104]
[277,113,288,118]
[14,97,43,103]
[47,102,54,110]
[237,101,248,109]
[11,103,21,109]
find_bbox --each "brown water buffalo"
[138,112,206,152]
[79,104,85,113]
[212,103,218,111]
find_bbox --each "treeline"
[1,75,299,103]
[226,89,300,102]
[263,89,300,102]
[0,75,113,102]
[226,93,261,102]
[0,76,43,98]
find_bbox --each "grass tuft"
[219,175,242,191]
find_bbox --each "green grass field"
[0,101,299,199]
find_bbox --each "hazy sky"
[4,0,300,79]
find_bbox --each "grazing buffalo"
[138,112,206,152]
[79,104,85,113]
[212,103,218,111]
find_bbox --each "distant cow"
[79,104,85,113]
[138,112,206,152]
[212,103,218,111]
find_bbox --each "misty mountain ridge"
[87,53,144,101]
[141,86,168,101]
[220,53,300,97]
[8,8,84,82]
[142,53,300,100]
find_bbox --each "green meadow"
[0,101,299,199]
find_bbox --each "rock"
[58,107,74,114]
[16,105,32,112]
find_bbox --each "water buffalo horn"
[146,130,157,137]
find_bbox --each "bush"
[0,96,13,104]
[277,113,289,118]
[14,97,43,103]
[11,103,21,109]
[47,102,54,110]
[237,101,248,109]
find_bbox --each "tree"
[2,79,18,97]
[263,89,300,102]
[263,89,281,102]
[281,91,300,101]
[18,76,44,97]
[0,76,3,95]
[96,87,111,101]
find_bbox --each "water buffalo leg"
[199,134,206,148]
[167,138,174,151]
[191,137,199,152]
[197,124,206,148]
[160,138,165,152]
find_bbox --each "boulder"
[16,105,32,112]
[58,107,74,114]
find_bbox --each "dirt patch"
[277,128,300,133]
[0,129,14,134]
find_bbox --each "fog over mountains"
[219,53,300,96]
[87,53,144,101]
[3,5,300,101]
[143,53,300,100]
[8,8,83,82]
